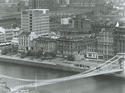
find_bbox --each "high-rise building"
[20,9,50,52]
[21,9,50,35]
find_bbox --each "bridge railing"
[81,55,122,74]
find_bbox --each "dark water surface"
[0,62,125,93]
[38,75,125,93]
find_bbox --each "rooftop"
[25,9,49,11]
[19,31,30,36]
[32,32,60,42]
[118,26,125,29]
[50,8,92,16]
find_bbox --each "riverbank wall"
[0,56,84,73]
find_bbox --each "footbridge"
[11,53,125,93]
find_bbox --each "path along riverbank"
[0,55,87,73]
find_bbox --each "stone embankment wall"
[0,56,83,73]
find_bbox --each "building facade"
[29,0,59,10]
[30,35,57,54]
[21,9,50,35]
[0,13,21,29]
[20,9,50,52]
[58,0,106,8]
[18,31,30,52]
[114,26,125,54]
[57,26,95,57]
[72,15,92,33]
[49,13,92,34]
[96,24,115,60]
[4,28,20,43]
[5,29,14,42]
[49,14,61,33]
[0,32,6,43]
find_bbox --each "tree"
[26,50,33,56]
[44,52,56,57]
[11,45,18,54]
[20,52,27,58]
[1,47,11,55]
[66,55,75,61]
[40,52,56,60]
[35,50,44,58]
[1,48,8,55]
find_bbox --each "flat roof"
[24,9,49,11]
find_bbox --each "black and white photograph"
[0,0,125,93]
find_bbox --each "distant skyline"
[0,0,29,3]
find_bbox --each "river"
[0,61,125,93]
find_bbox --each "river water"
[0,62,125,93]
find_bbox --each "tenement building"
[57,26,95,57]
[30,34,58,54]
[72,14,92,33]
[114,25,125,54]
[18,31,30,52]
[56,15,94,57]
[0,32,6,43]
[5,28,20,43]
[49,14,62,33]
[96,22,115,60]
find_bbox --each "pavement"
[0,54,105,70]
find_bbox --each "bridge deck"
[11,69,122,92]
[11,54,125,93]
